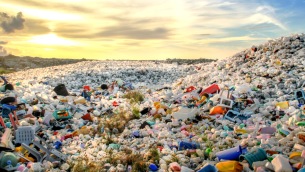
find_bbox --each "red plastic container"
[186,86,196,93]
[200,84,220,96]
[112,101,119,107]
[83,85,90,91]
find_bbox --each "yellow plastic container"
[234,129,248,134]
[216,161,243,172]
[289,152,301,159]
[275,101,289,109]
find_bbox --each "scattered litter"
[0,34,305,171]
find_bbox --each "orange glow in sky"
[0,0,304,59]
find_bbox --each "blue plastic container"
[178,141,200,150]
[149,163,158,171]
[298,168,305,172]
[295,90,305,105]
[216,145,247,161]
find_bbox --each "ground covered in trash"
[1,34,305,172]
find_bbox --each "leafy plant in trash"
[70,156,104,172]
[201,134,208,142]
[0,67,15,74]
[144,147,160,163]
[170,154,180,164]
[206,141,214,149]
[132,106,140,119]
[153,113,162,120]
[110,150,147,172]
[104,135,115,145]
[105,149,119,165]
[101,109,133,134]
[123,91,144,104]
[132,161,148,172]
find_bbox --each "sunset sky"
[1,0,305,60]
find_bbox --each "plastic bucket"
[239,148,267,169]
[53,84,69,96]
[216,145,246,161]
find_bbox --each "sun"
[28,33,78,46]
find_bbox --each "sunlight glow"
[28,34,79,46]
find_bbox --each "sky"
[0,0,305,60]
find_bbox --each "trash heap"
[0,33,305,172]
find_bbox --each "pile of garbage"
[0,33,305,172]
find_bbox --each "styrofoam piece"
[172,107,200,120]
[43,110,54,126]
[0,128,14,149]
[271,155,292,172]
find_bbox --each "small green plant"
[123,91,144,104]
[147,148,160,163]
[153,113,162,120]
[70,156,104,172]
[0,67,15,74]
[132,161,147,172]
[170,154,180,163]
[201,134,208,142]
[132,106,140,119]
[206,141,214,149]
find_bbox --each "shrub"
[132,106,140,119]
[123,91,144,104]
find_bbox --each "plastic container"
[216,145,247,161]
[239,148,267,169]
[224,110,240,122]
[83,85,90,91]
[53,84,69,96]
[210,106,226,115]
[15,126,35,145]
[271,155,293,172]
[275,101,289,109]
[295,90,305,105]
[178,141,199,150]
[197,164,218,172]
[0,152,18,169]
[215,161,243,172]
[185,86,196,93]
[200,83,220,96]
[181,166,194,172]
[1,104,15,118]
[52,109,72,120]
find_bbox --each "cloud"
[0,46,8,56]
[243,23,277,31]
[194,1,287,32]
[0,41,8,44]
[55,23,93,39]
[55,20,172,40]
[0,12,25,33]
[97,26,171,39]
[24,19,51,35]
[5,0,92,13]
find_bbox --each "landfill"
[0,33,305,172]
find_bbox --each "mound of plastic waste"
[0,33,305,172]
